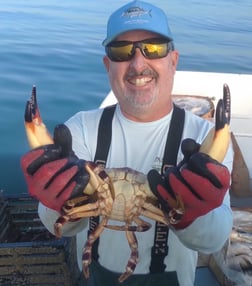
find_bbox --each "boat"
[1,71,252,285]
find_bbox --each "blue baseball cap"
[102,0,173,46]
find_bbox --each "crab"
[54,164,184,283]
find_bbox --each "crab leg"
[54,197,99,237]
[118,229,139,283]
[105,217,151,232]
[199,84,231,163]
[82,217,108,279]
[141,201,180,225]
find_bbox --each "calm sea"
[0,0,252,194]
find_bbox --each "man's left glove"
[148,139,230,229]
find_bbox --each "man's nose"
[129,48,147,69]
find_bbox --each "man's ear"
[171,50,179,71]
[103,55,110,72]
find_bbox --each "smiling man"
[21,1,233,285]
[103,2,178,122]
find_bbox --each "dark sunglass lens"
[106,43,134,62]
[142,42,169,59]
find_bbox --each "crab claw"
[25,85,40,123]
[200,84,231,163]
[24,86,53,148]
[216,84,231,130]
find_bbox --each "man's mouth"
[127,76,153,87]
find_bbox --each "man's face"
[103,30,179,121]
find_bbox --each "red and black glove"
[148,138,230,229]
[21,124,90,212]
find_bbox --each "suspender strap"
[149,105,185,273]
[162,105,185,174]
[94,104,117,166]
[88,104,116,261]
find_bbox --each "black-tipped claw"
[223,83,231,124]
[215,84,231,131]
[24,85,38,122]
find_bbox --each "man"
[21,1,233,285]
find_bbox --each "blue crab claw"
[199,83,231,163]
[24,86,53,148]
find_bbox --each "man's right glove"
[21,124,90,212]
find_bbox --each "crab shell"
[60,164,173,226]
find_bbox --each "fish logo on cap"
[122,6,152,18]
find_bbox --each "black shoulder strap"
[162,105,185,174]
[149,104,185,273]
[94,104,116,165]
[88,104,116,261]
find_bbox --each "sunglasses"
[105,38,174,62]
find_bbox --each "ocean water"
[0,0,252,194]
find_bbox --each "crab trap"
[0,194,79,286]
